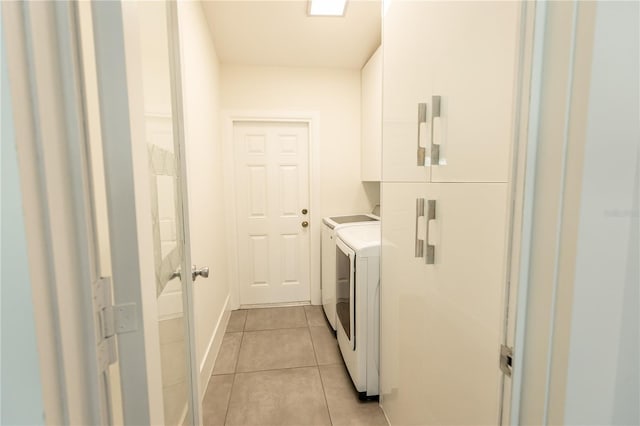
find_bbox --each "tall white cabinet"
[379,1,522,424]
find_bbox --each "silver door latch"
[500,344,513,377]
[170,265,210,281]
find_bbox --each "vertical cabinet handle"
[414,198,425,257]
[417,103,428,166]
[430,96,441,166]
[425,200,436,264]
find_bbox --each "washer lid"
[322,214,379,229]
[336,223,381,255]
[330,214,378,224]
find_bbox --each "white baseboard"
[199,293,231,402]
[239,300,311,309]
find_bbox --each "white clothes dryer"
[335,222,380,398]
[321,214,379,330]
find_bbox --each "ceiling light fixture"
[308,0,348,17]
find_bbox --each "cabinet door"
[381,1,436,182]
[380,182,509,425]
[430,1,520,183]
[361,46,382,182]
[380,182,432,424]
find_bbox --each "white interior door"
[234,121,311,306]
[86,1,200,424]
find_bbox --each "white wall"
[177,1,230,400]
[0,17,46,424]
[221,65,378,217]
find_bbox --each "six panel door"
[234,121,311,305]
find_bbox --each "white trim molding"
[198,294,231,401]
[221,110,322,309]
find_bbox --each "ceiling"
[201,0,381,69]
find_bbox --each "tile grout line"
[235,364,322,376]
[233,361,342,376]
[242,325,313,333]
[241,310,248,331]
[305,308,320,367]
[231,331,244,375]
[305,307,335,426]
[317,366,335,426]
[221,314,246,426]
[222,371,237,426]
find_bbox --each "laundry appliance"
[335,222,381,398]
[321,214,379,330]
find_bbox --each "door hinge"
[500,344,513,377]
[94,277,138,371]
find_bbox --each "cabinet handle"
[414,198,425,257]
[430,96,441,166]
[417,103,428,166]
[425,200,436,264]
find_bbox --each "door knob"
[302,208,308,214]
[301,221,309,228]
[192,265,210,281]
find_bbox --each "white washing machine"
[335,222,380,398]
[321,214,379,330]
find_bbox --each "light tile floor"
[202,306,388,426]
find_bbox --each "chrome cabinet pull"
[417,103,428,166]
[414,198,425,258]
[430,96,441,166]
[425,200,436,264]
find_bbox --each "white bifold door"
[233,121,311,306]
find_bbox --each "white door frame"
[4,0,201,424]
[222,111,322,309]
[3,1,114,423]
[503,1,548,424]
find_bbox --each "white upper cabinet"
[361,46,383,181]
[382,1,520,183]
[382,1,435,182]
[430,1,520,183]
